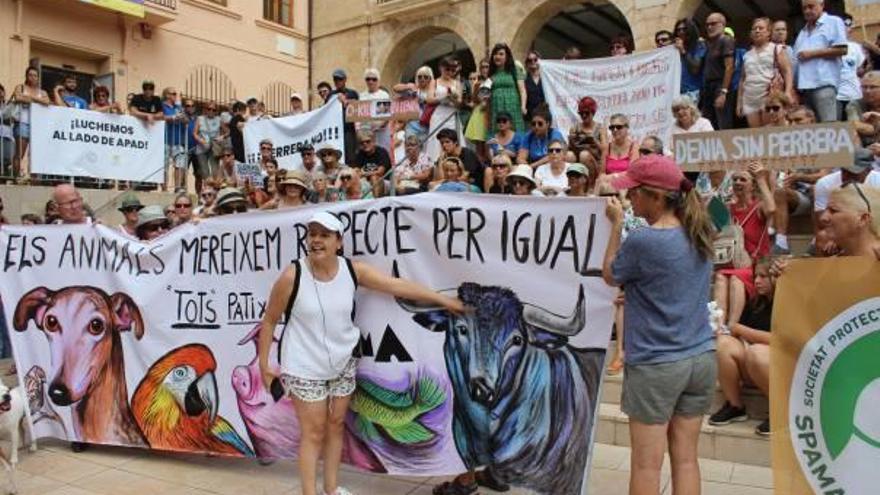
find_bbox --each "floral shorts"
[280,358,359,402]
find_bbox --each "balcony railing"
[145,0,178,10]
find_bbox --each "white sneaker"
[325,488,354,495]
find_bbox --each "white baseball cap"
[308,211,343,233]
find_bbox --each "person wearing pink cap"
[258,211,464,495]
[601,154,716,495]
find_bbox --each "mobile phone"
[270,377,285,402]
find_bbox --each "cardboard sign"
[674,122,858,171]
[345,96,420,122]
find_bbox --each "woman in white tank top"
[258,211,463,495]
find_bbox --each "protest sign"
[675,122,858,172]
[345,96,420,122]
[243,97,344,170]
[0,194,615,495]
[770,257,880,495]
[540,46,681,143]
[234,162,264,188]
[29,105,165,183]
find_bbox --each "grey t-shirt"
[611,226,715,365]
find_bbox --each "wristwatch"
[719,88,729,95]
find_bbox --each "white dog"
[0,383,36,494]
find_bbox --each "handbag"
[768,45,785,95]
[418,103,436,128]
[713,203,760,269]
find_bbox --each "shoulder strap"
[736,202,761,227]
[282,260,302,325]
[344,257,358,288]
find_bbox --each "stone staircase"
[595,359,771,467]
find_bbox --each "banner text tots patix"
[1,194,614,495]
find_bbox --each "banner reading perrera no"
[0,194,615,495]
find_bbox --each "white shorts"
[280,358,358,402]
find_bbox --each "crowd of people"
[1,1,880,495]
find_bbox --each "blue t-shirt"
[611,226,714,365]
[520,128,565,162]
[63,94,88,110]
[681,41,707,94]
[163,102,187,147]
[489,132,525,157]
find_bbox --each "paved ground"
[0,438,773,495]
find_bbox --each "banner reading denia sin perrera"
[674,122,858,172]
[771,258,880,495]
[0,194,615,495]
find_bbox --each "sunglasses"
[121,207,140,213]
[548,148,564,154]
[417,75,430,80]
[764,105,782,112]
[496,118,509,124]
[491,163,510,168]
[531,121,546,127]
[143,223,168,233]
[656,37,671,43]
[220,204,247,214]
[609,124,627,131]
[201,192,216,198]
[302,151,315,156]
[706,21,722,27]
[849,182,872,212]
[175,203,192,208]
[579,110,593,116]
[260,146,273,150]
[511,179,531,187]
[365,77,378,82]
[638,148,654,156]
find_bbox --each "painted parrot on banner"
[132,344,254,456]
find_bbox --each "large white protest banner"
[1,194,614,495]
[243,97,345,170]
[541,46,681,144]
[29,105,165,183]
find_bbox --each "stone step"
[594,402,771,467]
[600,372,769,419]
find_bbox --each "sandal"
[432,479,477,495]
[606,355,623,375]
[475,467,510,492]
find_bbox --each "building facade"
[0,0,310,114]
[312,0,879,105]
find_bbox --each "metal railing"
[145,0,178,10]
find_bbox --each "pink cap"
[610,154,688,192]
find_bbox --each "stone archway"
[509,0,636,60]
[375,21,482,84]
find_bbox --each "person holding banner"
[567,96,606,176]
[601,154,716,495]
[89,86,122,114]
[258,211,464,495]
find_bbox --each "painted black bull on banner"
[394,265,604,495]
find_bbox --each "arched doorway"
[678,0,847,46]
[380,27,478,84]
[513,1,633,60]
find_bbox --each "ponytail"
[675,187,714,259]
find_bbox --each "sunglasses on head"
[849,182,872,212]
[609,124,627,131]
